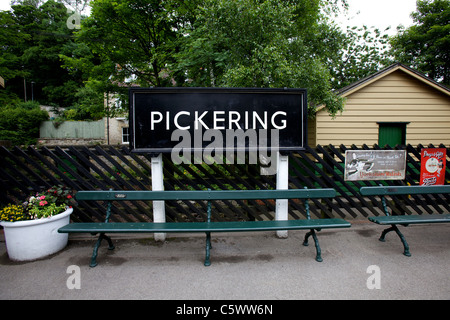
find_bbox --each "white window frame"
[122,127,130,144]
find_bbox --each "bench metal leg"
[204,232,212,267]
[90,233,115,268]
[303,229,323,262]
[379,225,411,257]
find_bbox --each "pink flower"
[39,195,46,200]
[39,201,48,206]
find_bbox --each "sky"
[336,0,417,35]
[0,0,418,34]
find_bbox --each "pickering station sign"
[129,88,307,171]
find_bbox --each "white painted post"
[151,154,166,241]
[276,152,289,238]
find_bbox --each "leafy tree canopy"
[1,0,422,122]
[390,0,450,85]
[172,0,349,117]
[0,0,86,108]
[77,0,350,117]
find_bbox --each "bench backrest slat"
[76,189,336,201]
[360,185,450,196]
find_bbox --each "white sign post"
[276,152,289,238]
[151,154,166,241]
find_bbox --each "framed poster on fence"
[420,148,447,186]
[344,150,406,181]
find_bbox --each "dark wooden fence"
[1,144,449,223]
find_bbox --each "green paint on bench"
[360,185,450,196]
[59,219,351,234]
[369,214,450,225]
[360,185,450,257]
[60,188,351,267]
[74,189,337,201]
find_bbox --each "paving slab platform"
[0,220,449,300]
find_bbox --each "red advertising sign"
[420,148,446,186]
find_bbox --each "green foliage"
[0,102,49,145]
[329,25,393,89]
[77,0,188,87]
[174,0,346,117]
[2,0,423,123]
[0,0,85,108]
[390,0,450,85]
[64,84,105,120]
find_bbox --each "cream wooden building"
[309,63,450,147]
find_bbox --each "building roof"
[315,63,450,114]
[336,63,450,98]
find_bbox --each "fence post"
[151,153,166,241]
[276,152,289,238]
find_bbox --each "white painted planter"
[0,208,73,261]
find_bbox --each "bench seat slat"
[59,219,351,234]
[369,214,450,225]
[360,185,450,196]
[75,189,336,201]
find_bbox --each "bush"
[0,103,49,146]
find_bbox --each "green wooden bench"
[360,185,450,256]
[59,188,351,267]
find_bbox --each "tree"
[77,0,196,88]
[174,0,347,117]
[76,0,353,117]
[59,38,122,120]
[0,0,86,108]
[390,0,450,85]
[0,10,28,84]
[328,25,392,89]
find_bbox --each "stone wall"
[37,138,105,146]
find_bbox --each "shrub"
[0,104,48,145]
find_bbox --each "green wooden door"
[379,123,406,147]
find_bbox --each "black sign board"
[129,88,307,154]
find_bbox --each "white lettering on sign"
[149,110,287,131]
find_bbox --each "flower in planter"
[1,185,74,222]
[26,185,74,219]
[0,204,29,222]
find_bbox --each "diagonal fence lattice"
[0,144,449,223]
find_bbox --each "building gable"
[312,64,450,147]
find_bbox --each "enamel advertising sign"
[344,150,406,181]
[420,148,446,186]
